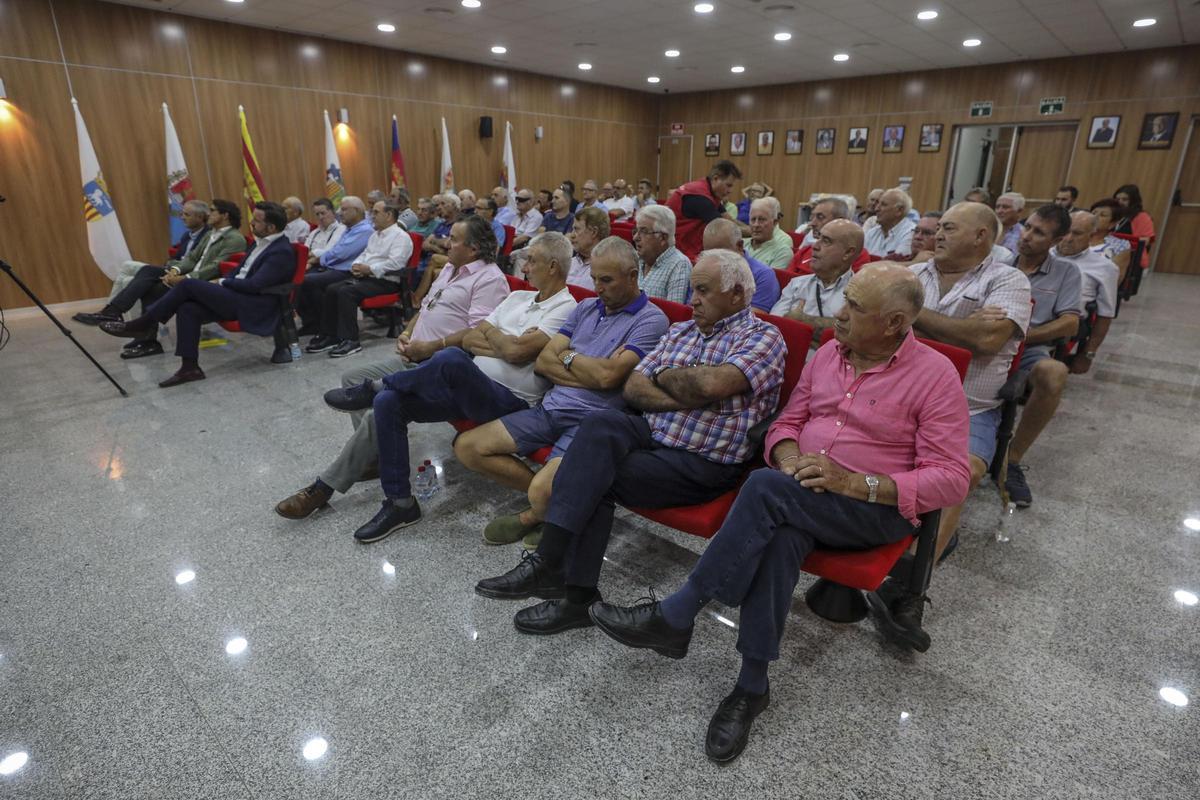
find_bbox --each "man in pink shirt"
[589,263,971,764]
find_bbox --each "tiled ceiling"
[108,0,1198,93]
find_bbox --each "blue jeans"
[687,468,915,661]
[374,348,527,498]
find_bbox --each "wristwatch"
[561,350,578,370]
[1083,351,1096,360]
[864,474,880,503]
[652,365,672,387]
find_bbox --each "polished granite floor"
[1,274,1198,799]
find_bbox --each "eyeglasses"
[516,196,533,202]
[633,227,663,237]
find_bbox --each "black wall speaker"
[479,116,494,138]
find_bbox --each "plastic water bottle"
[413,465,432,501]
[995,501,1016,542]
[289,341,302,360]
[422,459,441,497]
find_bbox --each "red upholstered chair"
[505,274,533,292]
[787,231,806,250]
[625,314,815,538]
[217,243,309,362]
[801,327,972,626]
[502,225,516,257]
[611,222,635,243]
[308,220,317,231]
[168,246,181,259]
[776,269,799,292]
[648,296,693,324]
[359,233,424,338]
[568,284,597,302]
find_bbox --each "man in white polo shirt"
[273,230,576,542]
[863,188,916,259]
[1053,210,1119,375]
[771,219,862,343]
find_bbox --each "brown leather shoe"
[275,482,333,519]
[158,367,206,388]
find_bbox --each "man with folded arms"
[274,216,513,529]
[474,250,786,642]
[305,201,414,358]
[589,263,970,763]
[100,201,296,387]
[454,237,669,548]
[771,219,863,342]
[508,189,544,250]
[76,199,246,359]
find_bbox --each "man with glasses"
[474,197,508,253]
[633,205,693,303]
[510,189,543,250]
[578,180,609,214]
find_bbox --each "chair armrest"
[746,411,779,454]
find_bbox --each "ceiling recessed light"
[963,38,982,47]
[1159,687,1189,707]
[578,62,592,70]
[694,3,714,13]
[730,65,745,73]
[647,76,661,83]
[917,10,938,21]
[1186,517,1200,531]
[1132,18,1156,28]
[376,23,395,33]
[461,0,482,7]
[1175,589,1199,606]
[774,32,792,41]
[302,737,329,761]
[224,0,244,3]
[490,45,506,54]
[665,49,680,57]
[833,53,849,61]
[224,637,248,655]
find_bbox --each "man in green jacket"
[74,199,248,359]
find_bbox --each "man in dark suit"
[849,129,868,149]
[100,201,297,388]
[1091,118,1115,144]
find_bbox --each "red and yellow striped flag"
[239,105,267,225]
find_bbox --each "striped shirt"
[635,307,786,464]
[910,257,1031,415]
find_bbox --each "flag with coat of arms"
[439,117,454,192]
[163,102,196,244]
[322,109,346,205]
[500,121,517,215]
[73,98,131,280]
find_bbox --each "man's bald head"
[1057,210,1098,257]
[811,219,864,282]
[835,261,923,354]
[823,219,864,252]
[702,217,743,251]
[856,261,925,320]
[933,201,997,269]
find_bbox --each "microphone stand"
[0,257,129,397]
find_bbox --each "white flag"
[74,98,131,280]
[501,121,517,214]
[163,102,195,244]
[440,117,455,192]
[323,109,346,204]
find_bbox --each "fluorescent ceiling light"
[917,10,938,21]
[963,38,982,47]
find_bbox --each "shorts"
[500,405,590,461]
[1018,345,1052,374]
[968,406,1003,466]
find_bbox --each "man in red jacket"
[665,160,741,260]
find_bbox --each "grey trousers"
[318,354,414,493]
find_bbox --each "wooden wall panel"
[658,46,1200,231]
[1008,124,1078,204]
[0,0,657,309]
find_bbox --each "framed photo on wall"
[785,129,803,155]
[730,131,747,156]
[919,123,943,153]
[847,127,869,153]
[1087,116,1120,149]
[757,130,774,156]
[815,128,835,154]
[704,133,720,157]
[1137,112,1177,149]
[882,125,905,153]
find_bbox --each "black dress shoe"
[588,598,693,659]
[323,379,377,412]
[270,346,293,364]
[705,688,770,763]
[513,598,596,635]
[353,499,421,543]
[865,578,931,652]
[119,340,164,359]
[329,340,363,358]
[475,551,565,600]
[73,310,121,326]
[158,367,206,388]
[99,318,155,338]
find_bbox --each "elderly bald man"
[786,197,870,276]
[591,262,971,764]
[281,196,311,244]
[995,192,1025,252]
[1052,211,1119,375]
[771,219,862,341]
[702,218,781,311]
[909,202,1031,566]
[743,197,793,269]
[863,188,916,258]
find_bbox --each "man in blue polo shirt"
[454,236,669,547]
[702,218,781,311]
[296,195,373,334]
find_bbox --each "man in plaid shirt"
[475,249,787,635]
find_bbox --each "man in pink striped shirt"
[589,263,971,764]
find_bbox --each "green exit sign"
[1040,96,1065,115]
[970,101,993,118]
